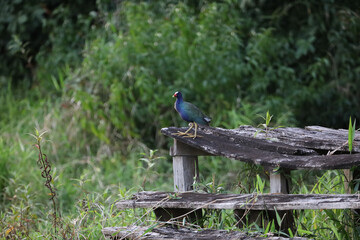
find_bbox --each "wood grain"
[102,226,309,240]
[116,191,360,211]
[161,126,360,170]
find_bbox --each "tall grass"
[1,95,358,239]
[1,1,360,239]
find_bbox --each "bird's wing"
[183,102,211,124]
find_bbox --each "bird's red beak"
[173,92,177,98]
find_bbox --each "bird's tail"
[204,117,211,125]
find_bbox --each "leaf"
[266,110,272,126]
[288,228,294,238]
[264,221,271,234]
[297,228,314,235]
[349,117,352,152]
[270,219,275,233]
[39,130,48,138]
[348,117,356,153]
[143,223,160,235]
[274,208,282,228]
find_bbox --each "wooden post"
[343,169,353,194]
[170,139,210,192]
[235,169,293,230]
[172,156,197,191]
[270,170,289,194]
[269,168,294,234]
[171,140,197,191]
[155,139,205,225]
[351,167,360,236]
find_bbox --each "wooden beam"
[116,192,360,210]
[102,226,309,240]
[170,139,212,156]
[161,127,360,170]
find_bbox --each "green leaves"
[348,117,356,153]
[295,36,315,59]
[28,128,48,145]
[255,174,265,194]
[46,0,359,151]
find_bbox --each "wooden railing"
[103,125,360,239]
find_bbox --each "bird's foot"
[172,122,201,139]
[183,134,203,139]
[171,131,188,136]
[172,131,202,139]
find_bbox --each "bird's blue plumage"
[173,91,211,126]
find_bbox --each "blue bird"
[173,91,211,139]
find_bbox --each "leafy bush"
[0,0,99,90]
[66,0,360,150]
[1,1,360,238]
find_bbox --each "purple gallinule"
[172,91,211,139]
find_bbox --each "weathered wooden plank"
[231,125,360,153]
[170,139,213,156]
[116,192,360,211]
[169,126,317,156]
[102,226,309,240]
[173,156,198,192]
[161,127,360,170]
[236,169,294,233]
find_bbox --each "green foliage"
[68,1,253,148]
[255,110,283,138]
[1,0,360,238]
[255,174,265,194]
[0,138,11,202]
[0,0,100,90]
[139,149,165,190]
[348,117,356,153]
[62,0,360,151]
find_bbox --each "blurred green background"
[1,0,360,238]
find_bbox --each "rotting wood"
[170,139,212,156]
[171,140,200,192]
[344,169,353,194]
[270,169,290,194]
[173,155,197,191]
[116,191,360,211]
[235,168,294,232]
[222,125,359,153]
[161,126,360,170]
[102,226,309,240]
[268,168,294,233]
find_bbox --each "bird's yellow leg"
[172,122,202,138]
[193,122,198,139]
[183,122,203,138]
[172,122,194,136]
[183,122,194,135]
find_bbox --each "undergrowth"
[1,86,358,239]
[1,1,360,239]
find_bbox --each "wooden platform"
[161,125,360,170]
[116,191,360,211]
[103,125,360,238]
[102,226,309,240]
